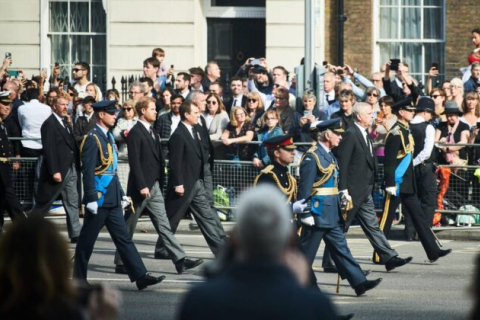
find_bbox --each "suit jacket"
[36,114,79,204]
[206,111,230,143]
[178,261,337,320]
[126,122,166,205]
[196,116,214,172]
[166,122,204,219]
[337,124,377,224]
[298,144,341,228]
[82,125,124,207]
[224,95,247,114]
[154,111,173,157]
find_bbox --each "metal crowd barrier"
[6,138,480,226]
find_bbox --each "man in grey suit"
[323,102,412,272]
[30,95,82,243]
[113,97,203,274]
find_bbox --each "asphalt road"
[66,230,478,320]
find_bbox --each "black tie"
[149,126,156,140]
[365,129,372,155]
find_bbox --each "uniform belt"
[311,187,339,196]
[0,157,10,163]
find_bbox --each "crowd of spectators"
[2,29,480,224]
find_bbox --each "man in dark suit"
[166,101,226,256]
[298,119,381,296]
[224,76,247,115]
[178,185,338,320]
[113,97,203,274]
[323,102,412,271]
[73,100,165,290]
[29,95,82,243]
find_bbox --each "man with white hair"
[322,102,412,272]
[298,118,382,296]
[178,184,338,320]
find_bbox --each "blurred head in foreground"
[233,185,294,261]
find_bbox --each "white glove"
[86,201,98,214]
[121,196,131,209]
[385,186,397,196]
[301,215,315,226]
[292,199,307,214]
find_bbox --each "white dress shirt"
[354,122,372,154]
[17,99,52,149]
[411,115,435,167]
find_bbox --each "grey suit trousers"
[30,164,82,239]
[323,188,397,267]
[114,181,186,266]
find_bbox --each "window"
[48,0,106,90]
[375,0,445,84]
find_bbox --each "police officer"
[298,119,382,296]
[377,98,451,263]
[73,100,165,290]
[404,97,437,240]
[0,91,25,234]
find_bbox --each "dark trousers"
[377,192,440,261]
[404,163,437,239]
[323,188,398,267]
[73,205,147,282]
[169,180,226,256]
[300,225,366,288]
[0,163,25,230]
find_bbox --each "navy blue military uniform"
[377,99,450,262]
[298,119,369,291]
[73,101,149,282]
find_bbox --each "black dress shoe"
[354,278,382,296]
[136,273,166,291]
[323,266,338,273]
[385,256,413,272]
[430,249,452,263]
[154,252,171,260]
[115,265,127,274]
[338,313,355,320]
[70,237,79,244]
[175,258,204,274]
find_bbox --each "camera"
[390,59,400,71]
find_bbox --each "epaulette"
[306,145,318,154]
[389,126,401,136]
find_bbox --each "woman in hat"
[435,101,470,210]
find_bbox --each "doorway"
[207,18,266,87]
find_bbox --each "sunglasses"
[367,93,379,97]
[431,95,442,99]
[123,107,133,111]
[206,100,217,105]
[247,99,258,103]
[72,68,85,72]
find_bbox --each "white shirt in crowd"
[170,113,181,135]
[17,99,52,150]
